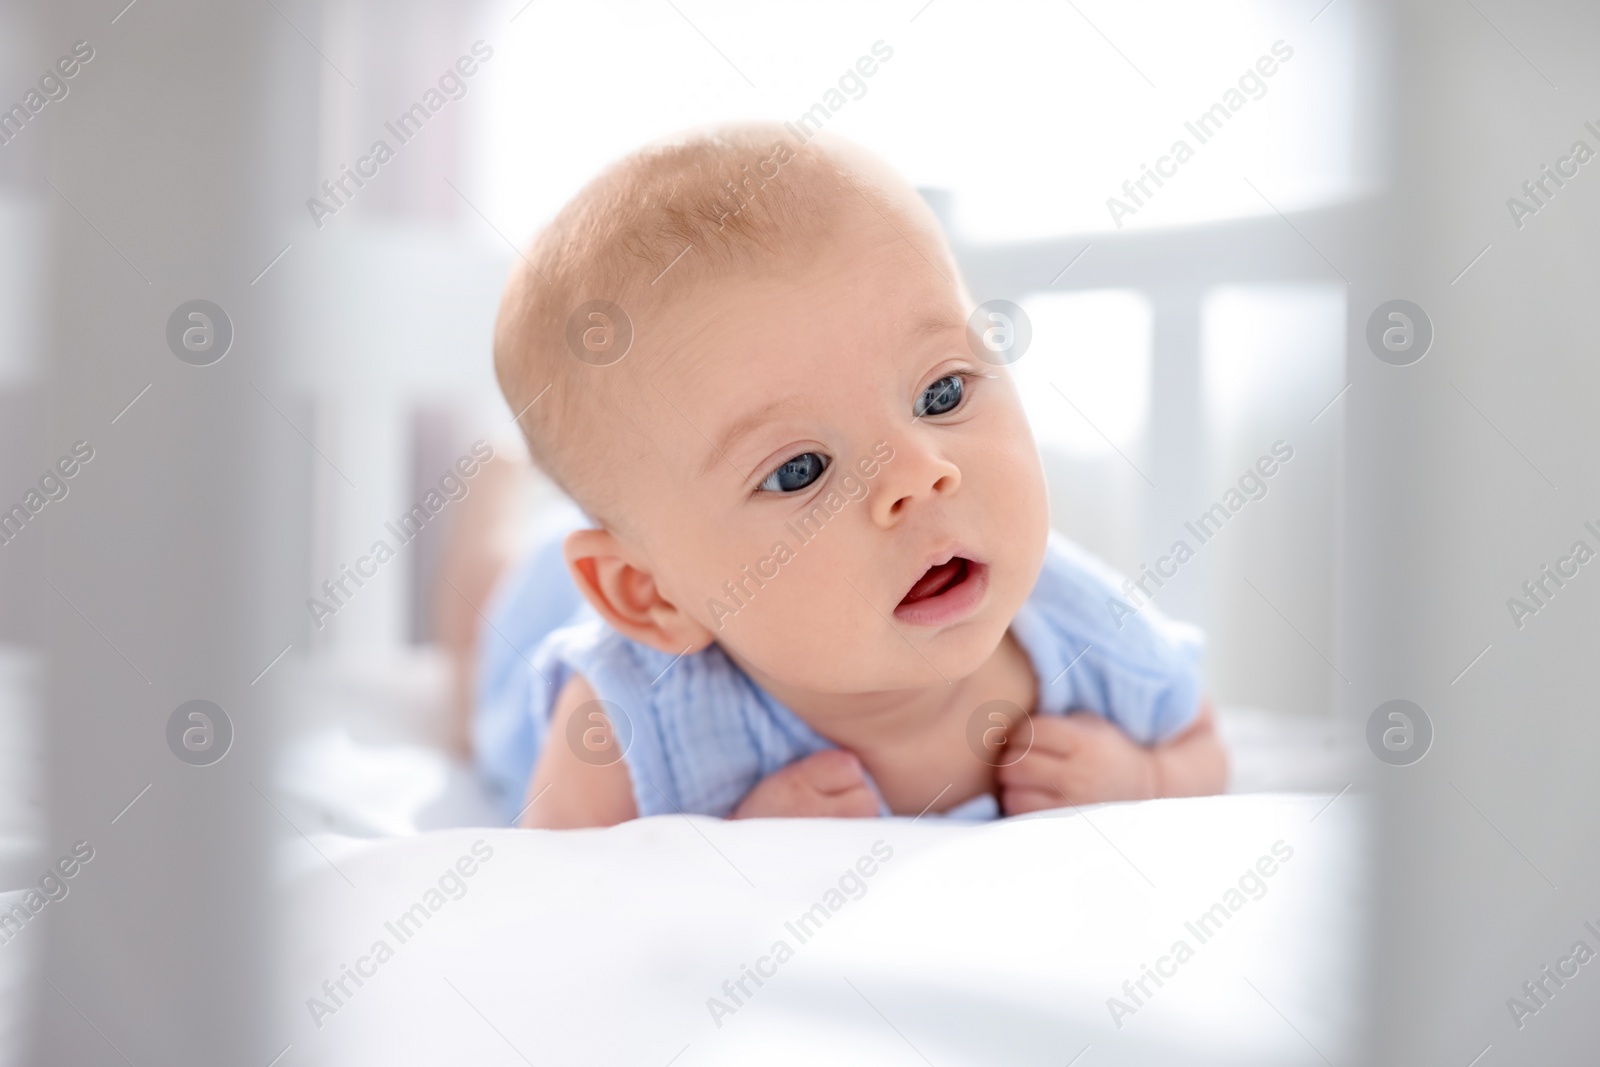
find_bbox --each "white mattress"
[280,794,1364,1066]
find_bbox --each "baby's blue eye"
[916,374,964,417]
[758,452,829,493]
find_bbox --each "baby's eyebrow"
[912,314,964,339]
[705,397,794,477]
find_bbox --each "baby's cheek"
[707,542,877,679]
[965,440,1049,610]
[688,534,811,624]
[966,428,1043,514]
[1003,437,1050,537]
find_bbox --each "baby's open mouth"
[899,557,971,606]
[894,555,988,626]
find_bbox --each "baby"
[475,124,1226,827]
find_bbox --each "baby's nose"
[869,440,960,528]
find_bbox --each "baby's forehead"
[644,223,966,384]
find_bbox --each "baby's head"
[494,124,1049,694]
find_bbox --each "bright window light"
[1013,290,1152,458]
[477,0,1366,245]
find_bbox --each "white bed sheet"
[282,793,1364,1066]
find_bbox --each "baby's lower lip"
[893,557,988,627]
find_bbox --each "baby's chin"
[728,607,1014,696]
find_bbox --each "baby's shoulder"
[1032,532,1132,598]
[535,614,773,721]
[1021,532,1204,665]
[1017,533,1205,741]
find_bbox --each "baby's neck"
[740,631,1038,815]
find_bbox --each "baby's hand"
[732,750,880,819]
[996,711,1159,815]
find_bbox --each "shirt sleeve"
[1009,533,1206,744]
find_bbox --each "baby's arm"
[520,675,879,826]
[1150,701,1228,797]
[519,674,638,828]
[996,701,1227,815]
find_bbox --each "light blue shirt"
[474,522,1204,823]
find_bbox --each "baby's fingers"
[995,747,1070,791]
[1024,711,1109,756]
[819,781,881,818]
[1000,785,1071,816]
[794,749,868,794]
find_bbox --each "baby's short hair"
[492,123,946,526]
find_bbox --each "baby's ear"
[563,528,714,655]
